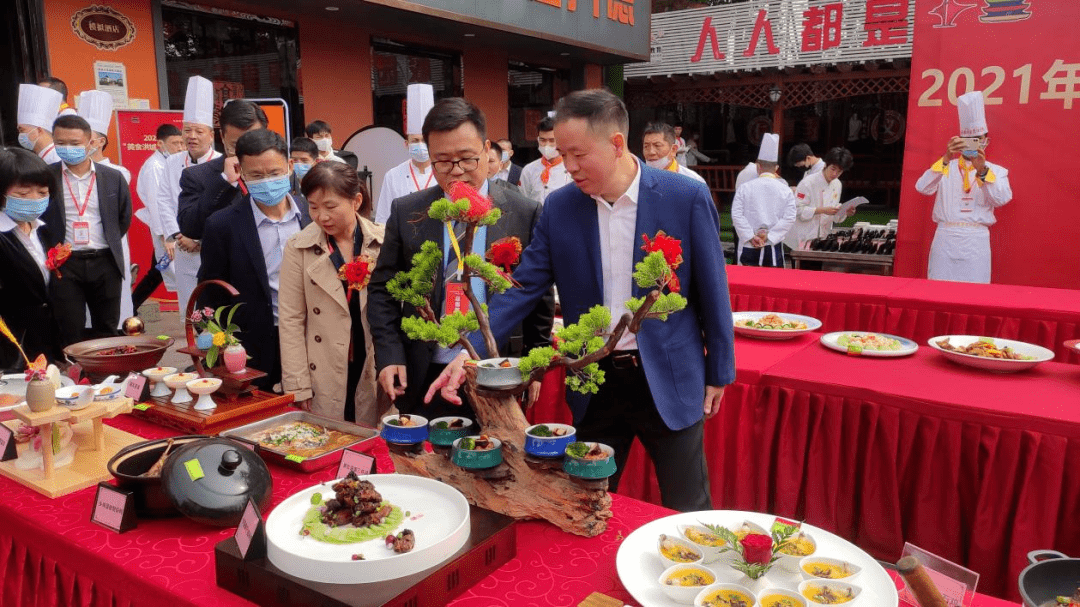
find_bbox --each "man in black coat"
[198,130,309,391]
[368,98,553,422]
[41,115,131,345]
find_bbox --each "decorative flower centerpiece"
[192,304,244,369]
[709,518,801,580]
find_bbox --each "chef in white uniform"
[374,83,436,224]
[786,147,854,250]
[519,113,571,204]
[916,91,1012,283]
[77,90,136,325]
[731,133,797,267]
[156,76,221,319]
[134,125,181,294]
[17,84,63,165]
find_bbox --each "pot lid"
[160,437,272,527]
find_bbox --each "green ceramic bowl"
[428,416,474,447]
[451,436,503,469]
[562,442,617,479]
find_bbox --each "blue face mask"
[55,145,88,165]
[293,163,312,180]
[408,142,429,163]
[245,174,293,206]
[17,132,37,151]
[4,195,50,223]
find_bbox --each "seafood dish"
[736,313,808,330]
[935,337,1035,360]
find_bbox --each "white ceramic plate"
[927,335,1054,373]
[616,510,898,607]
[820,332,919,358]
[732,312,822,340]
[1066,340,1080,356]
[265,474,470,584]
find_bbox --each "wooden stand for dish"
[389,367,613,538]
[131,389,293,436]
[0,398,142,498]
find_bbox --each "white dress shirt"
[250,195,303,325]
[593,160,642,351]
[375,160,434,224]
[0,214,48,283]
[520,157,571,204]
[62,162,108,250]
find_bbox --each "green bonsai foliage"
[463,254,512,294]
[401,309,481,349]
[428,197,502,226]
[386,241,442,311]
[625,251,687,321]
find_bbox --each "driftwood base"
[388,369,612,537]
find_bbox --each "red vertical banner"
[116,109,184,300]
[896,1,1080,288]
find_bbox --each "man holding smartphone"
[915,91,1012,283]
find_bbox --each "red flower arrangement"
[338,255,375,299]
[642,230,683,293]
[450,181,493,221]
[46,243,72,279]
[486,236,522,273]
[740,533,774,565]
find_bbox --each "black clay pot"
[107,435,209,518]
[160,437,273,527]
[1018,550,1080,607]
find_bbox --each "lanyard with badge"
[63,171,97,245]
[409,164,434,192]
[442,221,487,316]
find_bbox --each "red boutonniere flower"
[740,533,774,565]
[642,230,683,293]
[46,243,72,279]
[450,181,493,221]
[486,236,523,273]
[338,255,375,297]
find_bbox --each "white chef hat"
[757,133,780,162]
[17,84,63,130]
[406,83,435,135]
[183,76,214,127]
[957,91,987,137]
[77,90,114,135]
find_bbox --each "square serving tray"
[220,411,379,472]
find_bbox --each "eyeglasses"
[433,157,481,174]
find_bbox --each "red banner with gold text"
[896,0,1080,288]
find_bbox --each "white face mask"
[408,142,429,163]
[646,157,671,170]
[500,151,510,163]
[315,137,333,153]
[539,145,559,160]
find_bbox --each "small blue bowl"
[380,414,429,444]
[562,442,617,480]
[524,423,576,458]
[451,436,503,469]
[428,416,473,447]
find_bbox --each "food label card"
[0,424,17,462]
[234,498,266,560]
[124,373,150,401]
[91,482,136,533]
[336,449,375,479]
[898,543,978,607]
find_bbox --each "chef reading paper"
[915,91,1012,283]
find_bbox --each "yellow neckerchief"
[959,157,979,194]
[665,158,679,173]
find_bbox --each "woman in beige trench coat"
[278,161,387,425]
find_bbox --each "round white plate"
[927,335,1054,373]
[820,332,919,358]
[615,510,898,607]
[1066,339,1080,356]
[732,312,823,340]
[265,474,470,584]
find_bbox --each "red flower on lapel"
[642,231,683,293]
[45,243,72,279]
[449,181,493,221]
[486,236,523,273]
[338,255,375,295]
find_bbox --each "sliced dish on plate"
[927,335,1054,372]
[732,312,822,340]
[819,332,918,358]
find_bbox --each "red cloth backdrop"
[895,0,1080,289]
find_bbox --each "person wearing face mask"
[916,91,1011,283]
[641,122,706,184]
[39,115,132,345]
[279,161,385,424]
[131,123,183,308]
[368,97,553,424]
[157,76,221,320]
[198,129,311,390]
[0,148,63,368]
[289,137,319,195]
[305,121,347,165]
[374,84,436,224]
[17,84,64,165]
[495,138,522,186]
[519,116,571,204]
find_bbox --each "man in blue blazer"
[198,129,310,391]
[429,89,735,511]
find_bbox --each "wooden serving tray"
[131,389,294,435]
[215,506,516,607]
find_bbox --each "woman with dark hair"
[0,148,62,369]
[278,161,386,424]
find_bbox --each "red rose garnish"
[486,236,523,273]
[338,255,375,299]
[641,230,683,270]
[449,181,493,221]
[740,533,774,565]
[46,243,72,279]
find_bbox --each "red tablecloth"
[0,413,1020,607]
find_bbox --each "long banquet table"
[0,414,1022,607]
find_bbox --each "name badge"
[443,279,470,317]
[73,221,91,246]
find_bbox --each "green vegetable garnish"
[565,442,589,458]
[434,421,449,430]
[387,419,401,426]
[529,424,553,437]
[310,492,323,505]
[461,437,476,450]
